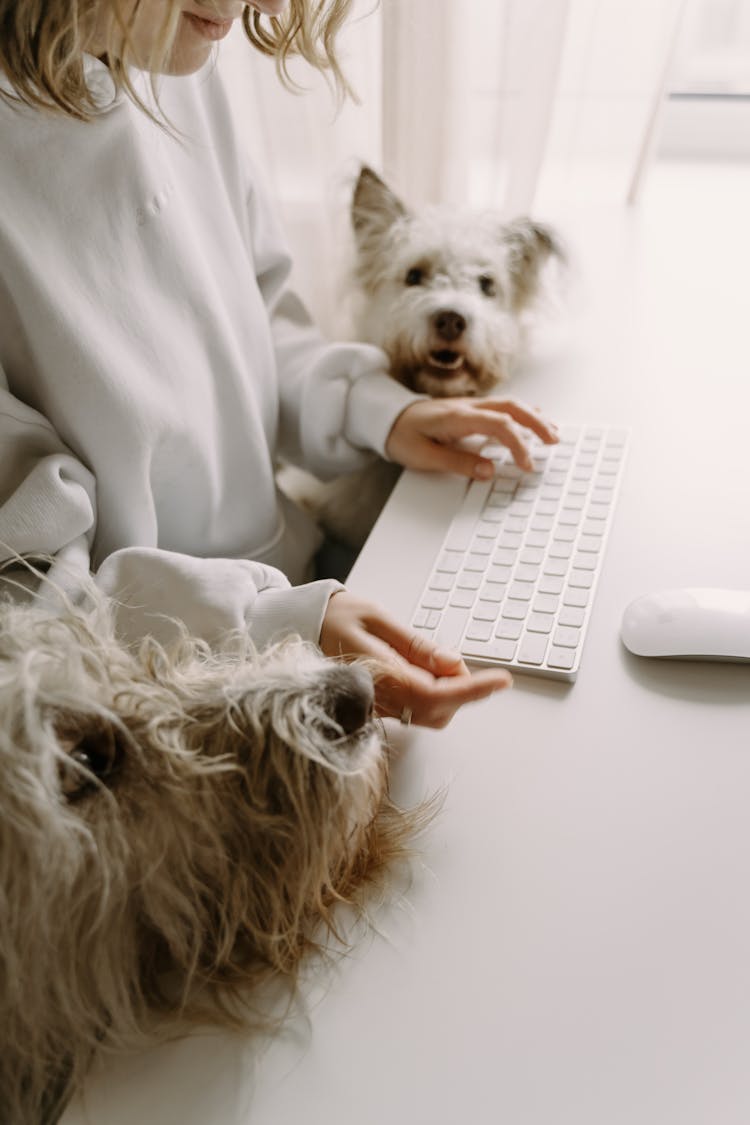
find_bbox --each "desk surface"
[64,165,750,1125]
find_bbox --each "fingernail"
[474,462,493,480]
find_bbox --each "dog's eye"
[57,720,125,802]
[479,274,497,297]
[405,266,424,286]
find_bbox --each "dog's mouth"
[428,349,464,372]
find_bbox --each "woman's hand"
[385,396,558,479]
[319,591,511,728]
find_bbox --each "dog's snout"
[329,664,375,736]
[434,309,466,342]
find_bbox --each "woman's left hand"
[319,590,512,729]
[385,396,559,480]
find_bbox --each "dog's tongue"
[429,349,463,370]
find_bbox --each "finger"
[407,437,498,481]
[376,666,513,726]
[361,610,469,676]
[422,407,536,472]
[445,409,536,472]
[474,399,559,444]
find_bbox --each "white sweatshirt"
[0,57,417,647]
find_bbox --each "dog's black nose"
[330,664,375,735]
[434,309,466,342]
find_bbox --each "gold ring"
[399,706,412,726]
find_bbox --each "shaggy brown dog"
[0,590,423,1123]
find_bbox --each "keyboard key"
[572,552,597,571]
[509,581,533,601]
[436,606,470,649]
[479,581,506,602]
[547,646,576,670]
[505,517,528,534]
[450,588,476,608]
[532,593,560,614]
[526,612,553,634]
[515,563,540,583]
[493,548,517,566]
[520,547,544,565]
[486,492,512,508]
[414,607,436,628]
[438,550,464,573]
[457,571,481,589]
[473,602,500,622]
[466,619,494,641]
[563,587,590,608]
[498,531,523,550]
[465,553,489,571]
[567,568,593,589]
[422,590,448,610]
[492,479,517,495]
[518,632,549,665]
[553,525,576,542]
[553,625,580,648]
[544,557,569,577]
[559,606,585,628]
[578,536,601,554]
[488,563,513,583]
[429,572,454,591]
[503,599,528,620]
[496,618,523,640]
[538,575,563,595]
[463,638,517,662]
[585,505,607,522]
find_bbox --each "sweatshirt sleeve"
[0,380,341,649]
[246,166,422,480]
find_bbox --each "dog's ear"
[500,219,565,310]
[351,166,409,248]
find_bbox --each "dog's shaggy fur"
[280,166,564,550]
[0,587,423,1124]
[350,166,562,397]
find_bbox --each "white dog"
[281,166,564,552]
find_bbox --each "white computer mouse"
[621,587,750,661]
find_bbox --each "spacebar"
[435,607,469,651]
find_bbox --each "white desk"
[64,165,750,1125]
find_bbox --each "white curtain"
[221,0,686,333]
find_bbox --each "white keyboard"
[410,424,628,682]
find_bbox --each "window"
[659,0,750,159]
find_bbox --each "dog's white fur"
[0,579,427,1124]
[280,166,564,551]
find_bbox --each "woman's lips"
[184,12,235,40]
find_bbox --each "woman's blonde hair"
[0,0,356,120]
